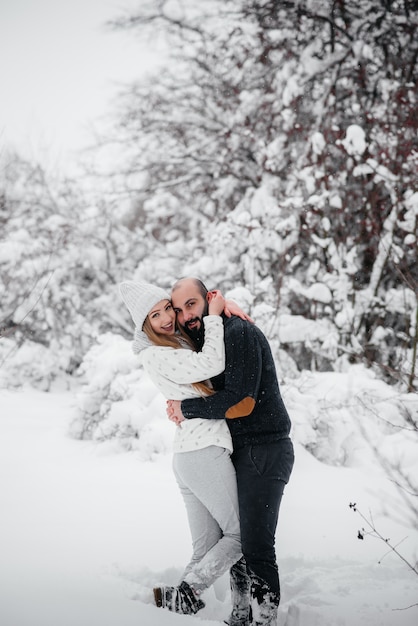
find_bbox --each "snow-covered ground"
[0,387,417,626]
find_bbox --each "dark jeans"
[231,438,294,603]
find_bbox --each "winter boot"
[153,580,205,615]
[251,576,279,626]
[251,597,278,626]
[225,557,251,626]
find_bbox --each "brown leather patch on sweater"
[225,397,256,419]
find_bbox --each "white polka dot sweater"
[138,316,233,453]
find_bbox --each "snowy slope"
[0,387,417,626]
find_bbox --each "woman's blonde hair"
[142,316,214,397]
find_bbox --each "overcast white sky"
[0,0,160,170]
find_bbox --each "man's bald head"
[171,277,208,300]
[171,277,210,346]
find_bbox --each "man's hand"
[167,399,185,426]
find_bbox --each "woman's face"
[148,299,176,335]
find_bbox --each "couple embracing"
[119,277,294,626]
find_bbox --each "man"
[167,278,294,626]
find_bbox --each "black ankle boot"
[153,581,205,615]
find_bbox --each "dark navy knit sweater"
[181,315,292,450]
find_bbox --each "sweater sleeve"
[141,316,225,385]
[181,318,262,420]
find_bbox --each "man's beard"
[182,302,209,351]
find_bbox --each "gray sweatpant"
[173,445,242,592]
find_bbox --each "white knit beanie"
[119,281,171,353]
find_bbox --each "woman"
[119,280,243,616]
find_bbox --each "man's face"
[171,279,208,340]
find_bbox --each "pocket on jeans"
[249,440,294,482]
[249,444,271,476]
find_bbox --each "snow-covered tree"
[0,152,151,386]
[105,0,417,387]
[1,1,417,391]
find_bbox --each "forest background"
[1,0,417,585]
